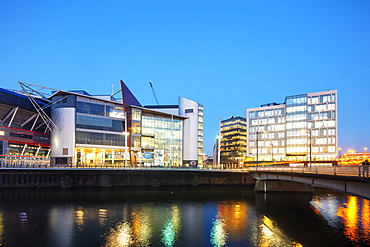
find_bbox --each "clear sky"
[1,0,369,155]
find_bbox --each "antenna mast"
[149,81,159,105]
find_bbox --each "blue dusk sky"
[1,0,369,155]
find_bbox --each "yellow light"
[0,131,4,136]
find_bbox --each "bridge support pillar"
[254,180,313,193]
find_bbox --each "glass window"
[75,131,126,146]
[131,135,141,148]
[132,109,141,121]
[76,115,124,132]
[311,96,318,104]
[328,103,335,111]
[265,110,274,116]
[77,101,105,116]
[249,111,255,118]
[131,121,141,134]
[307,105,314,112]
[320,94,331,103]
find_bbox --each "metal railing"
[0,158,216,170]
[248,165,368,177]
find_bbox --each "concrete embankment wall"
[0,169,255,188]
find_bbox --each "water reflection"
[161,205,181,247]
[0,188,369,246]
[99,208,108,225]
[0,212,4,245]
[311,192,370,246]
[210,212,228,247]
[75,208,84,228]
[105,221,134,247]
[258,215,302,247]
[104,210,153,247]
[18,212,28,229]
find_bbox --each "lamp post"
[302,129,312,168]
[217,135,221,169]
[271,143,274,161]
[364,147,368,160]
[123,132,129,166]
[256,131,266,165]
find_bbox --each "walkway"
[249,165,365,178]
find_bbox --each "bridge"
[249,165,370,199]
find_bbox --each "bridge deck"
[249,165,365,178]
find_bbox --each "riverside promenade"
[0,159,255,188]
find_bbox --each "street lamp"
[364,147,368,159]
[302,129,312,168]
[217,135,221,169]
[256,131,266,164]
[271,143,274,161]
[123,132,130,166]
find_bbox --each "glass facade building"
[49,82,195,167]
[51,92,128,166]
[130,107,184,167]
[247,90,338,161]
[219,116,246,168]
[146,97,204,167]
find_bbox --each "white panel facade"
[178,97,199,162]
[51,108,76,158]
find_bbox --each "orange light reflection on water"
[312,194,370,245]
[337,196,359,242]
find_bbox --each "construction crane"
[149,81,159,105]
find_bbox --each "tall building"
[0,88,51,159]
[246,90,338,161]
[219,116,246,168]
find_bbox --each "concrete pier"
[254,180,313,193]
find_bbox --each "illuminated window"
[0,131,4,136]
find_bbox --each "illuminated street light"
[217,135,221,169]
[256,131,266,164]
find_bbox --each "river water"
[0,186,369,247]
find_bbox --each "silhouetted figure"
[361,159,370,177]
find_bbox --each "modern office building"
[49,81,203,167]
[145,96,204,166]
[50,89,129,166]
[0,88,51,159]
[246,90,338,161]
[219,116,246,168]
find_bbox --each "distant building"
[0,88,51,159]
[219,116,246,168]
[340,150,370,165]
[246,90,338,161]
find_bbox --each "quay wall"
[0,169,255,188]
